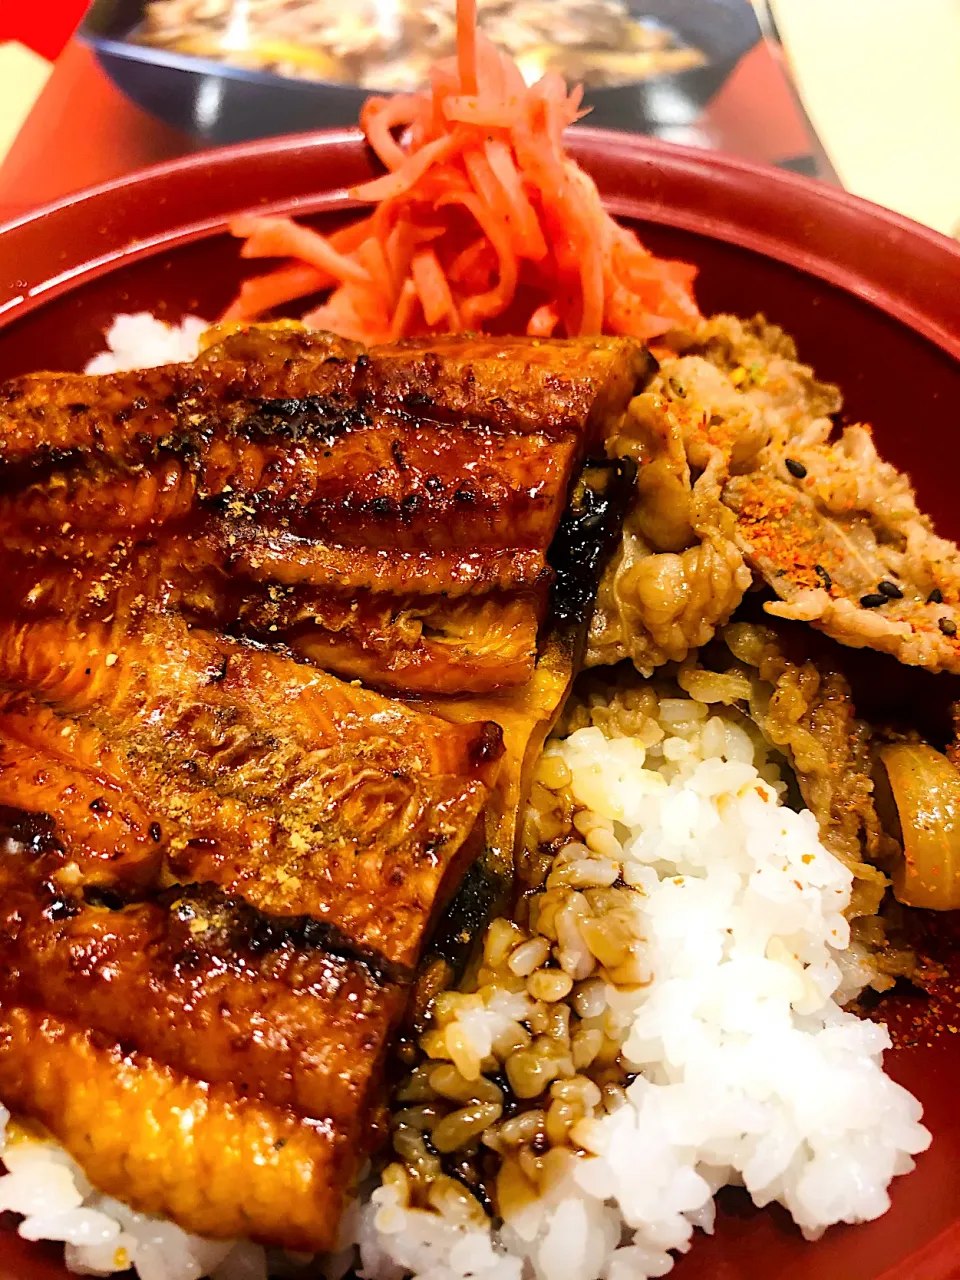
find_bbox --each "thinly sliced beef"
[725,441,960,673]
[590,313,960,676]
[723,621,893,920]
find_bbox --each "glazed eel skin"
[0,326,651,1249]
[0,326,652,694]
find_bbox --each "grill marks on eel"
[0,553,501,1251]
[0,610,498,965]
[0,328,649,460]
[0,327,640,575]
[0,326,652,1249]
[0,874,407,1130]
[0,327,651,693]
[0,663,472,1248]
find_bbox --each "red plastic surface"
[0,0,86,60]
[0,129,958,1280]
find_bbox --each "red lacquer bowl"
[0,129,959,1280]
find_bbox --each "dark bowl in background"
[78,0,761,144]
[0,128,959,1279]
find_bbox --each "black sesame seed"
[785,458,807,479]
[939,617,957,637]
[878,580,903,599]
[928,588,944,604]
[859,593,886,609]
[814,564,832,591]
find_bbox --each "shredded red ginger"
[222,0,701,342]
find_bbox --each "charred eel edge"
[423,457,639,984]
[546,456,639,632]
[157,883,414,987]
[0,802,411,989]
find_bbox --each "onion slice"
[880,742,960,910]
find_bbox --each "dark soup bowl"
[0,128,959,1280]
[77,0,760,144]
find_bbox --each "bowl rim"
[1,126,959,360]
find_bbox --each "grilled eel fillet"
[0,328,650,1249]
[0,614,497,1248]
[0,325,652,694]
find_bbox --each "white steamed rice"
[357,710,929,1280]
[0,315,928,1280]
[83,314,208,374]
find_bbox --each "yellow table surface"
[770,0,960,238]
[0,42,52,173]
